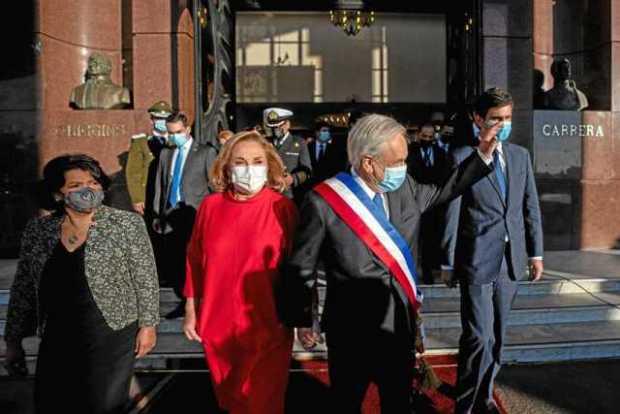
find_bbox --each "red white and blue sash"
[314,173,423,311]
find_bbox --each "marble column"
[132,0,195,123]
[580,0,620,248]
[482,0,533,149]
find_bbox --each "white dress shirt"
[351,169,390,220]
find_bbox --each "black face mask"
[439,134,451,143]
[419,140,434,147]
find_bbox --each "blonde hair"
[209,130,288,193]
[218,129,234,142]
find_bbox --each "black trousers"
[34,322,137,414]
[419,208,443,284]
[327,311,414,414]
[327,332,413,414]
[161,205,196,299]
[455,251,518,413]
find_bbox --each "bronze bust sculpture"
[70,53,131,110]
[544,58,588,111]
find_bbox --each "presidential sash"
[314,173,422,311]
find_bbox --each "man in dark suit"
[441,88,544,414]
[408,123,452,284]
[307,121,348,185]
[281,114,498,413]
[263,107,312,202]
[153,111,217,318]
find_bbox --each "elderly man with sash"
[281,114,498,413]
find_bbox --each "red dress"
[184,188,298,414]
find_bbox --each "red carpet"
[287,355,508,414]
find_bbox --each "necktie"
[426,147,433,167]
[318,143,326,161]
[372,193,386,218]
[168,146,185,208]
[493,150,507,201]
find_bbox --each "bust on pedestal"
[70,53,131,110]
[544,58,589,111]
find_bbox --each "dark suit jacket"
[307,139,348,185]
[407,142,452,185]
[276,134,312,199]
[153,139,217,231]
[280,152,492,340]
[442,143,544,284]
[276,133,312,184]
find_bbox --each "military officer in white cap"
[263,107,312,200]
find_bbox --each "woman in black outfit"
[4,154,160,413]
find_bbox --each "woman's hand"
[183,299,202,342]
[135,326,157,358]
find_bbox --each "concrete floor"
[495,359,620,414]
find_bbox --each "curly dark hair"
[42,154,110,210]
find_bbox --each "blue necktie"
[168,147,185,208]
[493,150,507,201]
[425,147,433,167]
[373,193,386,218]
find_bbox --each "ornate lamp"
[330,1,375,36]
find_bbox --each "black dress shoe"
[164,303,186,319]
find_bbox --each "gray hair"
[347,114,406,170]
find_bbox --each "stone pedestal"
[533,110,616,249]
[39,110,150,210]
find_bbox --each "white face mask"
[231,165,268,194]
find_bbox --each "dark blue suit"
[442,142,543,413]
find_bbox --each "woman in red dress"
[183,131,298,413]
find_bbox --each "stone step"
[4,287,620,335]
[3,273,620,307]
[154,292,620,333]
[5,319,620,367]
[425,320,620,363]
[420,276,620,299]
[5,294,619,335]
[422,291,620,328]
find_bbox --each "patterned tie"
[493,149,507,201]
[373,193,386,218]
[168,146,185,208]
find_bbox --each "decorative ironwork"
[197,0,234,146]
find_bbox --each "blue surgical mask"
[377,164,407,193]
[154,119,167,133]
[318,130,331,142]
[497,122,512,141]
[169,133,188,147]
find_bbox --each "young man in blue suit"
[441,88,544,414]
